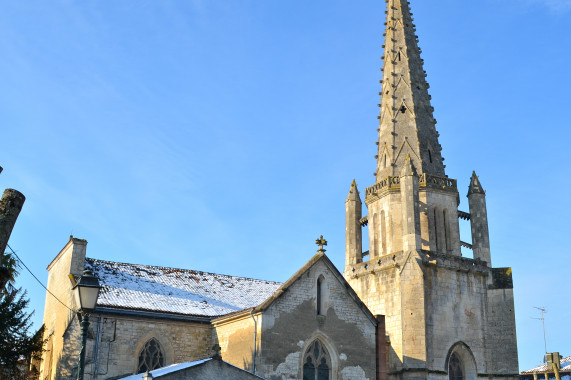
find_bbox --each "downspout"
[250,309,257,375]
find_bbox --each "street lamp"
[72,269,101,380]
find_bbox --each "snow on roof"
[119,358,212,379]
[86,258,282,317]
[521,356,571,374]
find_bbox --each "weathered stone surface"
[214,256,378,380]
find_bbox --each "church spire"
[375,0,445,181]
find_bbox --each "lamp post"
[72,269,101,380]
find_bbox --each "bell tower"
[343,1,519,379]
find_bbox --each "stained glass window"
[302,340,330,380]
[137,338,165,373]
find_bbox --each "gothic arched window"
[448,352,464,380]
[303,340,331,380]
[137,338,165,373]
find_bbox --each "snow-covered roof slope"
[119,359,212,379]
[521,356,571,374]
[86,258,282,317]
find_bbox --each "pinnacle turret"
[346,179,361,201]
[468,171,485,196]
[375,0,445,181]
[400,154,417,177]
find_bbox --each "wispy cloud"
[528,0,571,11]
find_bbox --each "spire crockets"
[376,0,445,181]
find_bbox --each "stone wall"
[213,312,258,372]
[40,237,86,380]
[258,259,377,380]
[486,270,519,377]
[424,256,488,374]
[346,249,519,380]
[56,313,213,379]
[345,250,404,373]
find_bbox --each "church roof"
[119,358,212,379]
[117,357,265,379]
[85,258,282,318]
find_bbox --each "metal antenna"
[532,306,548,356]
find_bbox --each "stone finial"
[468,171,485,196]
[142,371,153,380]
[346,180,361,202]
[400,154,417,177]
[315,235,327,254]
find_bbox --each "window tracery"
[303,340,331,380]
[448,352,464,380]
[137,338,165,373]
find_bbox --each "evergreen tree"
[0,253,43,380]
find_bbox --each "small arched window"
[303,340,331,380]
[316,276,324,316]
[448,352,463,380]
[137,338,165,373]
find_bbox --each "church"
[37,1,519,379]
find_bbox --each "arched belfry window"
[448,352,463,380]
[137,338,165,373]
[303,340,331,380]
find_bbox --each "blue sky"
[1,0,569,371]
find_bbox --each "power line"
[6,243,74,312]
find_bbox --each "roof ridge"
[86,257,282,284]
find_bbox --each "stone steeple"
[345,2,519,378]
[376,0,445,181]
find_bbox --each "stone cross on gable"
[315,235,327,254]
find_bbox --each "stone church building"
[37,0,519,379]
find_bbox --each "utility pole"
[0,166,26,292]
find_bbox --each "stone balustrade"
[365,173,457,199]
